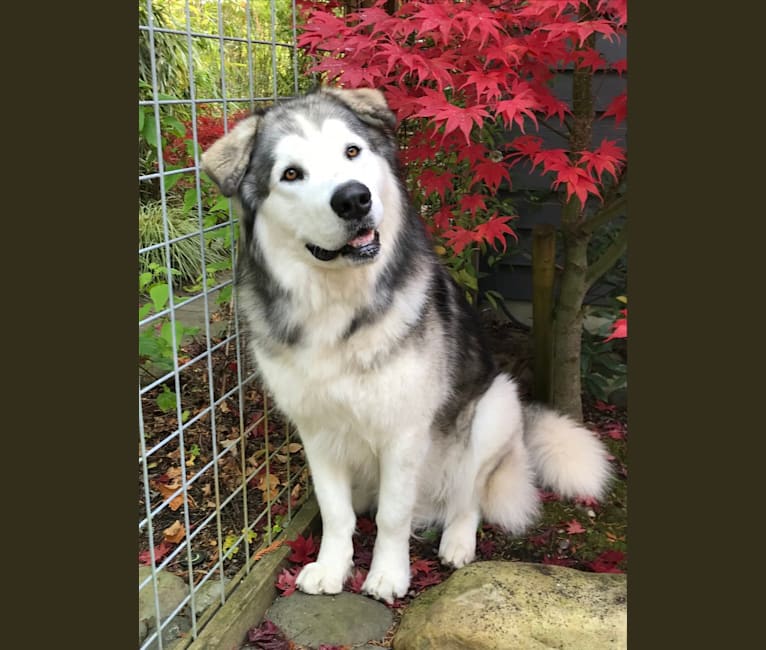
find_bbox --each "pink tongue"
[348,229,375,248]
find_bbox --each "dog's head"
[201,88,399,266]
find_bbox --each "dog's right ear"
[201,114,260,197]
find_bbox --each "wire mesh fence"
[138,2,312,647]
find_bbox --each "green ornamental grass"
[139,201,231,287]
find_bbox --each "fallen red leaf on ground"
[345,568,367,594]
[275,567,299,597]
[139,541,172,566]
[588,550,626,573]
[565,519,586,535]
[356,516,376,536]
[246,619,291,649]
[285,534,317,566]
[410,557,438,576]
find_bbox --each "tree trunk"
[550,18,596,422]
[551,225,590,422]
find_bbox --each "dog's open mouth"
[306,228,380,262]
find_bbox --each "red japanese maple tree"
[298,0,627,420]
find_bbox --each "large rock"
[265,592,393,648]
[393,561,626,650]
[138,566,190,646]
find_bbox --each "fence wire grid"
[138,2,311,648]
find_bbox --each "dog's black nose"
[330,181,372,221]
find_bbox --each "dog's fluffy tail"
[523,404,612,499]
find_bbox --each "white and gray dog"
[202,87,611,603]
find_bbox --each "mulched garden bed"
[139,309,311,586]
[138,305,627,649]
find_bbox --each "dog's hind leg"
[439,374,540,568]
[438,374,532,567]
[438,482,482,568]
[475,374,541,535]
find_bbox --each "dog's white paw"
[362,565,410,603]
[295,561,347,595]
[438,528,477,568]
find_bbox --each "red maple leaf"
[297,11,346,53]
[460,69,506,103]
[460,193,487,217]
[538,489,559,502]
[444,226,477,255]
[508,135,545,160]
[419,169,455,200]
[247,619,290,650]
[577,47,607,71]
[540,19,618,47]
[412,570,444,590]
[275,566,299,597]
[496,89,540,133]
[598,0,628,27]
[588,550,626,573]
[348,6,391,31]
[345,568,367,594]
[471,160,511,193]
[139,541,172,566]
[432,206,455,230]
[456,142,490,166]
[528,528,554,546]
[574,495,601,508]
[565,519,586,535]
[531,148,570,175]
[457,5,503,49]
[484,41,527,67]
[605,310,627,341]
[603,423,626,440]
[473,215,517,252]
[356,516,376,536]
[285,534,318,566]
[579,139,626,182]
[552,164,602,205]
[593,400,617,413]
[516,0,581,20]
[410,557,439,576]
[611,58,627,75]
[415,101,490,145]
[477,538,497,559]
[602,91,627,126]
[412,2,459,46]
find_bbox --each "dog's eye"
[281,167,303,182]
[345,145,361,160]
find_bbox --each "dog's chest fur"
[240,252,445,450]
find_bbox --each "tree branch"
[585,222,627,290]
[600,165,628,207]
[540,118,570,141]
[582,194,627,234]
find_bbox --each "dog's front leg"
[295,438,355,595]
[362,432,426,603]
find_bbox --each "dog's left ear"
[201,114,260,197]
[321,87,397,131]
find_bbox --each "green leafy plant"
[580,303,627,404]
[139,265,200,416]
[139,201,231,288]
